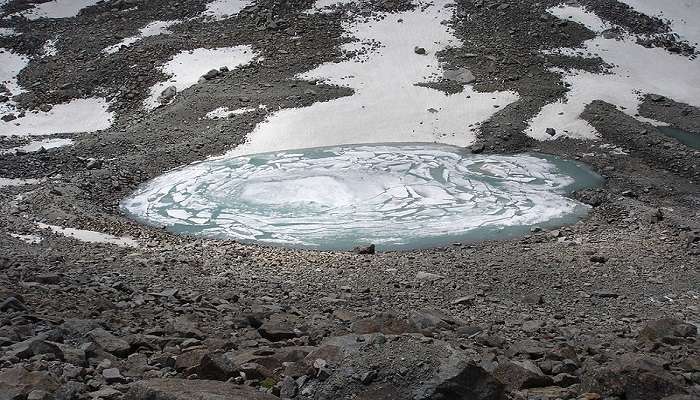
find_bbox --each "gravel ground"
[0,0,698,399]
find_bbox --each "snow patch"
[1,138,73,154]
[0,48,29,99]
[0,27,18,37]
[0,98,114,137]
[233,0,518,155]
[103,20,180,54]
[36,223,138,247]
[13,0,101,20]
[0,177,43,188]
[200,0,252,20]
[145,46,258,110]
[526,4,700,140]
[10,233,42,244]
[617,0,700,45]
[205,104,265,119]
[42,39,58,57]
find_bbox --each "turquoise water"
[121,144,603,251]
[657,126,700,149]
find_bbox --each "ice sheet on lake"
[200,0,252,20]
[103,20,180,54]
[232,0,518,155]
[0,98,113,136]
[526,3,700,140]
[145,46,258,110]
[121,144,601,250]
[36,222,138,247]
[13,0,100,20]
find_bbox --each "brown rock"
[87,328,131,357]
[493,360,552,390]
[639,318,697,342]
[175,348,208,373]
[125,378,277,400]
[0,366,60,397]
[351,312,417,335]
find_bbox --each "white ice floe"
[0,177,43,188]
[103,20,180,54]
[0,98,114,136]
[145,46,258,110]
[36,222,138,247]
[205,104,265,119]
[13,0,100,20]
[1,138,73,154]
[10,233,42,244]
[233,0,518,155]
[121,144,600,250]
[200,0,252,20]
[526,4,700,140]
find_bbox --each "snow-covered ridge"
[526,2,700,140]
[233,0,518,155]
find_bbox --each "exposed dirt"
[0,0,698,399]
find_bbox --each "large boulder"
[582,353,687,400]
[417,355,505,400]
[125,378,277,400]
[87,328,131,357]
[638,318,697,343]
[350,312,418,335]
[0,366,60,398]
[492,360,552,390]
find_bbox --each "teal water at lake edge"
[121,144,603,251]
[657,126,700,149]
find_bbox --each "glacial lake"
[121,144,603,250]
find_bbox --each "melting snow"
[1,138,73,154]
[0,27,18,37]
[42,39,58,57]
[121,144,600,250]
[10,233,42,244]
[233,0,518,155]
[0,98,114,137]
[145,46,258,110]
[103,20,180,54]
[200,0,252,20]
[526,3,700,140]
[13,0,101,20]
[0,177,43,188]
[617,0,700,45]
[205,105,265,119]
[36,223,138,247]
[0,48,29,99]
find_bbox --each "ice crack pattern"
[121,144,601,250]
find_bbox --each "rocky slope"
[0,0,698,399]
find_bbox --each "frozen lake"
[121,144,602,250]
